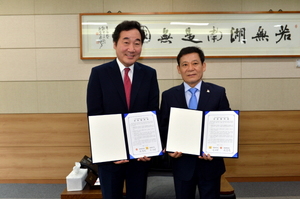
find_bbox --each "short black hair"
[112,20,145,44]
[176,46,205,65]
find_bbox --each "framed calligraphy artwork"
[80,12,300,59]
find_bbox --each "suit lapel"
[176,83,188,109]
[130,63,144,108]
[107,60,127,108]
[198,81,210,110]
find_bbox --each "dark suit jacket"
[87,59,159,116]
[160,81,230,181]
[87,59,159,164]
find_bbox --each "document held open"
[166,107,239,158]
[88,111,163,163]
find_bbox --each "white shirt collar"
[116,58,134,73]
[183,81,202,92]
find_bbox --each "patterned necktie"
[188,88,198,109]
[124,68,131,109]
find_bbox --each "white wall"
[0,0,300,113]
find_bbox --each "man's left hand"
[137,156,151,162]
[199,153,213,161]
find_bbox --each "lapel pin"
[207,89,210,93]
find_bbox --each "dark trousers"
[98,161,150,199]
[174,173,221,199]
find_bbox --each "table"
[61,183,126,199]
[61,185,102,199]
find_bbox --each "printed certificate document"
[202,111,239,158]
[124,111,163,159]
[88,111,163,163]
[166,107,239,158]
[88,114,127,163]
[166,107,203,155]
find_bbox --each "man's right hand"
[114,160,129,164]
[168,151,182,158]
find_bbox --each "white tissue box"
[66,168,88,191]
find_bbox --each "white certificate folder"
[88,111,163,163]
[88,114,127,163]
[166,107,239,158]
[166,108,203,156]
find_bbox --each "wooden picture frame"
[80,12,300,59]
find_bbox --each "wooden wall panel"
[0,113,90,147]
[225,144,300,177]
[239,111,300,144]
[0,146,90,180]
[0,111,299,182]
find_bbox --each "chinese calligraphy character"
[230,27,246,44]
[252,26,269,42]
[158,28,173,44]
[141,25,151,43]
[182,27,202,43]
[275,25,291,44]
[207,26,223,42]
[96,26,109,48]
